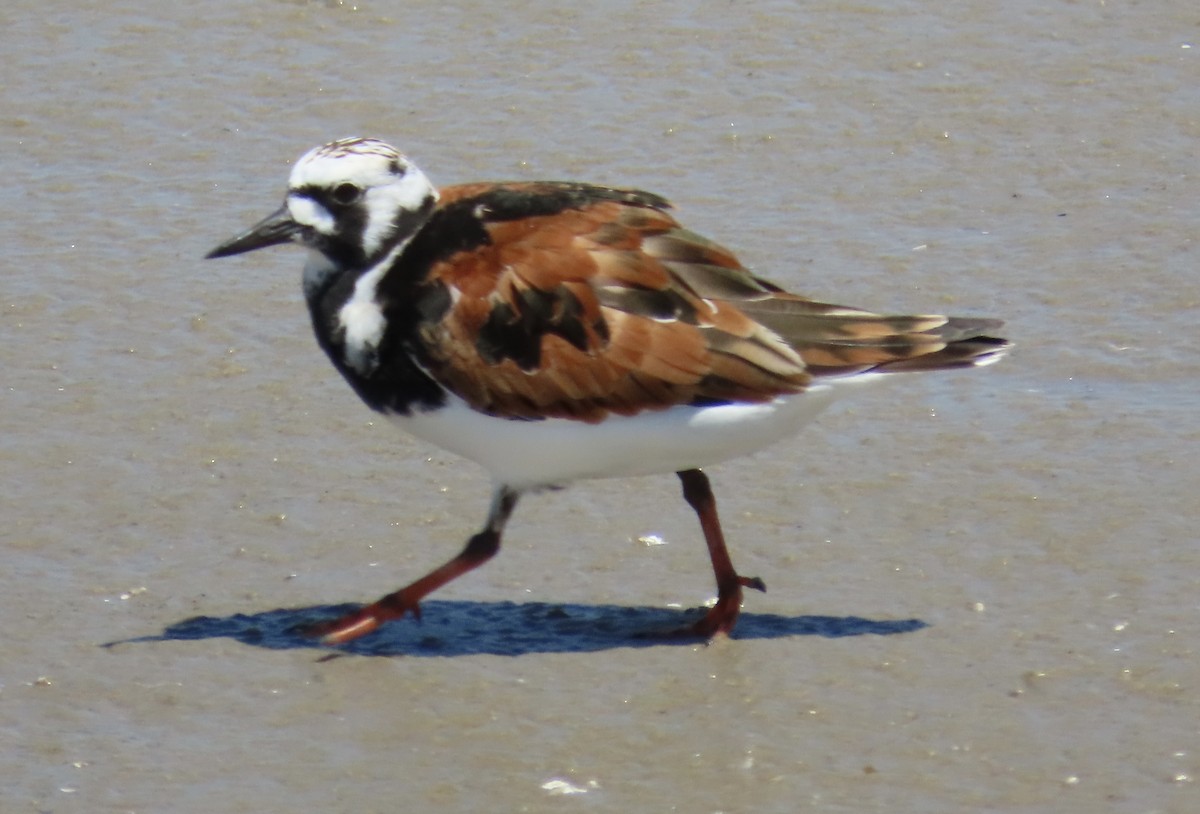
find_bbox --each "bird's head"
[206,137,437,271]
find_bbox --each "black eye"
[331,183,361,205]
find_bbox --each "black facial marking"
[288,186,368,267]
[295,184,436,271]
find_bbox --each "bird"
[207,136,1009,645]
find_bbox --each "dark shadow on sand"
[110,600,928,657]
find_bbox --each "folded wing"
[410,182,1007,422]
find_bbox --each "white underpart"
[391,387,846,490]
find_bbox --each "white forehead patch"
[286,194,335,234]
[290,139,405,191]
[287,137,437,256]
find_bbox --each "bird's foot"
[644,575,766,640]
[301,590,423,645]
[738,575,767,593]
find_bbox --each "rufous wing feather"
[414,183,1007,421]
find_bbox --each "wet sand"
[3,1,1197,812]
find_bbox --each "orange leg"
[309,486,520,645]
[677,469,765,638]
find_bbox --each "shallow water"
[3,1,1197,812]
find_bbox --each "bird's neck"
[302,236,447,417]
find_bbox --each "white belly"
[389,386,841,489]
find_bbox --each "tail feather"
[657,250,1010,382]
[744,302,1011,378]
[868,334,1010,373]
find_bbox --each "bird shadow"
[108,600,927,657]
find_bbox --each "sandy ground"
[3,1,1197,812]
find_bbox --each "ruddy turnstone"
[207,137,1009,644]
